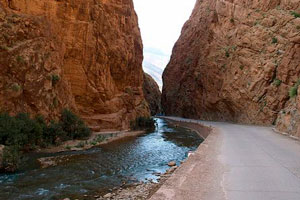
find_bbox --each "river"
[0,118,203,200]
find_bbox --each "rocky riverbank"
[91,163,179,200]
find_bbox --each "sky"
[133,0,196,55]
[133,0,196,89]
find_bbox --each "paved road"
[150,117,300,200]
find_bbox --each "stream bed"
[0,118,203,200]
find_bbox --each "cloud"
[133,0,196,55]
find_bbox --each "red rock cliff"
[143,73,161,116]
[0,0,149,130]
[162,0,300,136]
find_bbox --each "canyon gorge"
[162,0,300,138]
[0,0,299,142]
[1,0,300,199]
[0,0,150,131]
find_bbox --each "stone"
[168,161,176,167]
[103,193,113,198]
[167,166,178,174]
[0,0,150,130]
[0,145,5,169]
[162,0,300,138]
[143,73,161,116]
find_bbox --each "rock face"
[162,0,300,136]
[0,0,149,130]
[143,73,161,116]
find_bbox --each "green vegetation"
[51,74,60,86]
[75,141,85,148]
[0,109,91,172]
[0,45,8,51]
[297,25,300,30]
[273,79,282,87]
[65,145,71,150]
[291,11,300,18]
[230,18,234,23]
[11,83,21,92]
[225,49,230,58]
[289,80,300,98]
[272,37,278,44]
[239,65,244,70]
[16,55,25,64]
[2,145,20,172]
[289,87,298,98]
[130,117,156,131]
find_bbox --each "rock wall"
[162,0,300,134]
[143,73,161,116]
[0,0,149,130]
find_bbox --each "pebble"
[168,161,176,167]
[104,193,113,198]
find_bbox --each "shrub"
[289,87,298,98]
[60,109,91,139]
[0,113,42,149]
[239,65,244,70]
[273,79,282,87]
[43,121,67,145]
[130,117,156,131]
[11,83,21,92]
[272,37,278,44]
[297,25,300,30]
[14,113,43,149]
[230,18,234,23]
[2,145,21,172]
[51,74,60,86]
[75,141,85,148]
[94,135,105,143]
[0,45,8,51]
[0,110,91,172]
[65,145,71,150]
[16,55,25,64]
[225,49,230,57]
[291,11,300,18]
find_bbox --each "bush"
[225,49,230,57]
[289,87,298,98]
[2,145,21,172]
[130,117,156,130]
[60,109,91,139]
[16,55,25,64]
[0,109,91,172]
[11,83,21,92]
[272,37,278,44]
[51,74,60,86]
[291,11,300,18]
[273,79,282,87]
[43,121,67,145]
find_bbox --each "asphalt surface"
[150,117,300,200]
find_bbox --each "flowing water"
[0,118,203,200]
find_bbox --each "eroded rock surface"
[143,73,161,116]
[0,0,149,130]
[162,0,300,136]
